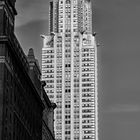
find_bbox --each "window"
[65,115,70,119]
[66,0,71,4]
[65,89,71,93]
[65,105,71,108]
[65,120,71,124]
[65,131,71,134]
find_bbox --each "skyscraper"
[41,0,98,140]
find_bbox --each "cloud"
[15,0,49,27]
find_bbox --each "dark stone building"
[27,48,42,96]
[27,49,57,140]
[41,81,56,140]
[0,0,45,140]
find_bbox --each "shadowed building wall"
[0,0,44,139]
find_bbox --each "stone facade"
[0,0,45,140]
[42,0,98,140]
[42,81,56,140]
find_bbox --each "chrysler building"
[41,0,98,140]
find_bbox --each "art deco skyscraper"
[42,0,98,140]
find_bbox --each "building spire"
[27,48,35,60]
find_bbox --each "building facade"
[42,81,57,140]
[42,0,98,140]
[0,0,45,139]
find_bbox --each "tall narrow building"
[42,0,98,140]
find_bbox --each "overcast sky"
[15,0,140,140]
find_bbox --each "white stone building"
[41,0,98,140]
